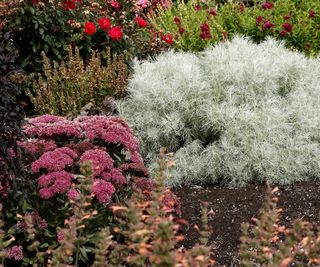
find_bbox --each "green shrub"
[2,0,166,72]
[119,37,320,186]
[150,0,320,55]
[25,46,128,116]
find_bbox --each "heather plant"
[239,184,320,266]
[119,37,320,186]
[151,0,320,55]
[25,46,129,116]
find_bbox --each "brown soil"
[174,181,320,267]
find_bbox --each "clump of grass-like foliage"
[120,36,320,186]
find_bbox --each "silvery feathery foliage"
[119,36,320,187]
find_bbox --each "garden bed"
[175,181,320,266]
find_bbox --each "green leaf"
[39,243,49,249]
[79,247,89,261]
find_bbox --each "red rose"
[84,21,96,35]
[282,22,293,33]
[309,9,315,18]
[108,26,123,40]
[263,20,275,30]
[98,17,111,30]
[135,17,147,28]
[262,2,274,10]
[162,33,173,45]
[63,0,76,10]
[256,16,263,24]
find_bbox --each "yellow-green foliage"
[26,46,129,116]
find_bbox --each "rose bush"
[1,0,171,72]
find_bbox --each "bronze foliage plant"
[26,46,129,116]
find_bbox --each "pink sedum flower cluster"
[31,147,77,173]
[5,245,23,261]
[23,115,146,204]
[92,179,115,204]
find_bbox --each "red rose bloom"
[63,0,78,10]
[256,16,263,24]
[135,17,147,28]
[262,2,274,10]
[108,26,123,40]
[309,9,315,18]
[263,20,275,30]
[84,21,96,35]
[162,33,173,45]
[98,17,111,31]
[282,22,293,33]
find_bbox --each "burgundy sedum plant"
[22,115,148,204]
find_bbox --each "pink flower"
[256,16,263,24]
[108,26,123,41]
[38,171,73,199]
[67,189,79,200]
[263,20,275,30]
[78,116,140,152]
[194,4,201,10]
[101,168,127,185]
[98,17,111,30]
[31,147,77,173]
[111,0,121,9]
[84,21,96,35]
[92,179,115,204]
[24,119,81,139]
[136,0,149,8]
[309,9,315,18]
[79,149,114,177]
[28,115,64,124]
[18,140,57,155]
[57,231,65,242]
[283,14,290,20]
[135,17,147,28]
[262,2,274,10]
[6,245,23,261]
[282,22,293,32]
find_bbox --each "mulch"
[174,181,320,266]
